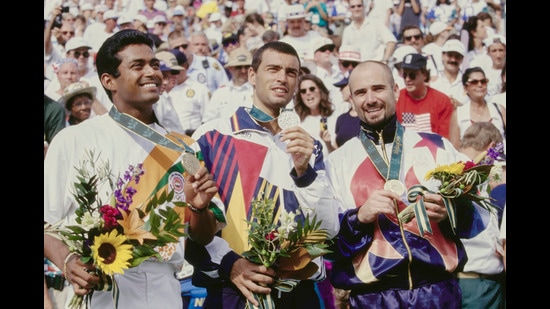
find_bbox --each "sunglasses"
[170,70,180,75]
[466,78,489,86]
[341,61,358,68]
[175,44,188,49]
[62,31,75,35]
[402,71,417,79]
[318,46,334,53]
[404,34,423,41]
[233,65,250,70]
[300,86,317,94]
[73,51,90,58]
[350,4,363,9]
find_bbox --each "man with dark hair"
[186,41,339,308]
[44,29,225,308]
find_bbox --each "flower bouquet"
[44,150,189,308]
[241,194,332,309]
[397,143,504,236]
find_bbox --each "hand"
[229,258,276,307]
[64,254,100,296]
[183,166,218,210]
[422,193,449,223]
[357,189,401,224]
[280,126,315,176]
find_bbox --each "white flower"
[278,209,297,238]
[81,211,102,230]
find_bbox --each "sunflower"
[91,229,133,275]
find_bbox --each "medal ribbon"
[109,106,195,154]
[248,104,293,122]
[359,122,404,180]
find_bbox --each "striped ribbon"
[406,185,457,237]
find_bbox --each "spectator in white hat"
[423,21,453,71]
[205,12,224,46]
[152,15,169,41]
[279,4,322,61]
[117,14,135,30]
[430,39,470,107]
[169,5,187,33]
[471,34,506,99]
[309,37,346,109]
[203,47,254,123]
[59,81,97,126]
[83,10,120,53]
[337,44,361,79]
[388,44,417,90]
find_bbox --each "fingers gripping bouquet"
[397,143,505,236]
[44,150,189,308]
[241,194,333,309]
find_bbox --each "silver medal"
[277,110,300,129]
[182,153,201,175]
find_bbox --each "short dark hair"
[251,41,301,72]
[95,29,154,101]
[462,66,486,86]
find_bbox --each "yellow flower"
[91,229,133,275]
[424,162,465,180]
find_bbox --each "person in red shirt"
[395,53,459,141]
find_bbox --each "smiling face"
[349,61,399,128]
[106,44,163,110]
[299,79,321,114]
[248,49,300,115]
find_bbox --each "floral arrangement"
[241,194,332,309]
[397,143,504,236]
[44,150,188,308]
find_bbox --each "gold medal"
[384,179,405,195]
[182,153,201,175]
[277,110,300,129]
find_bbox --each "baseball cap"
[333,77,349,88]
[208,12,222,22]
[442,39,465,56]
[170,49,188,66]
[225,47,252,68]
[173,5,185,16]
[429,21,452,36]
[65,37,91,52]
[95,4,108,13]
[81,3,94,11]
[103,10,118,21]
[401,53,427,70]
[391,45,418,64]
[284,4,306,20]
[312,37,335,53]
[483,34,506,47]
[59,81,97,109]
[222,33,239,46]
[134,14,148,25]
[117,14,133,26]
[156,51,185,70]
[338,45,361,62]
[153,15,167,24]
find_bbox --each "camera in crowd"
[51,5,70,29]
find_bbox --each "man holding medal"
[44,29,225,308]
[325,60,476,308]
[186,41,340,308]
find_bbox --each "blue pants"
[349,279,462,309]
[203,280,320,309]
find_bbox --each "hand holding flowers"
[44,150,191,308]
[397,143,504,236]
[241,194,332,309]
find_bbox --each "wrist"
[187,201,207,214]
[63,252,77,276]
